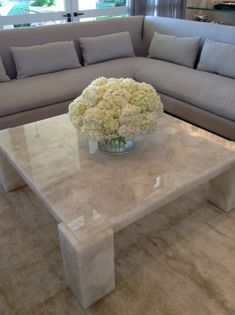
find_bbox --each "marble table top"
[0,114,235,236]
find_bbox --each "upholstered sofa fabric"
[79,31,135,65]
[11,41,81,79]
[0,57,10,82]
[0,16,234,140]
[198,39,235,79]
[0,16,144,79]
[143,16,235,54]
[134,57,235,121]
[159,93,235,140]
[0,57,135,117]
[148,32,201,68]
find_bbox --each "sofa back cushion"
[0,16,144,79]
[148,32,200,68]
[79,31,135,65]
[143,16,235,59]
[0,56,10,82]
[11,41,81,79]
[198,39,235,79]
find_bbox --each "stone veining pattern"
[0,113,234,308]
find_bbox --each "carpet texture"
[0,184,235,315]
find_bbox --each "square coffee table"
[0,113,235,309]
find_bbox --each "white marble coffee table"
[0,114,235,308]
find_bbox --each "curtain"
[156,0,187,18]
[128,0,157,16]
[128,0,186,18]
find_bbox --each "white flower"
[68,77,163,142]
[91,77,108,87]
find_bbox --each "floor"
[1,184,235,315]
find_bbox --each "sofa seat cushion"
[0,57,135,117]
[134,57,235,121]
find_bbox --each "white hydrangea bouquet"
[68,77,163,154]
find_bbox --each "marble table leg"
[207,164,235,212]
[0,151,25,192]
[58,222,115,309]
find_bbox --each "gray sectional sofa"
[0,16,234,140]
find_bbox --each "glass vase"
[98,138,134,155]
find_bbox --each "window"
[0,0,128,29]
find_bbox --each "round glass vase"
[98,138,134,155]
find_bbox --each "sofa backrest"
[143,16,235,56]
[0,16,144,79]
[2,15,235,79]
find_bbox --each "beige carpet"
[1,184,235,315]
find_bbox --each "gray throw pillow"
[148,32,201,68]
[11,41,81,79]
[0,56,10,82]
[198,39,235,79]
[79,31,135,66]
